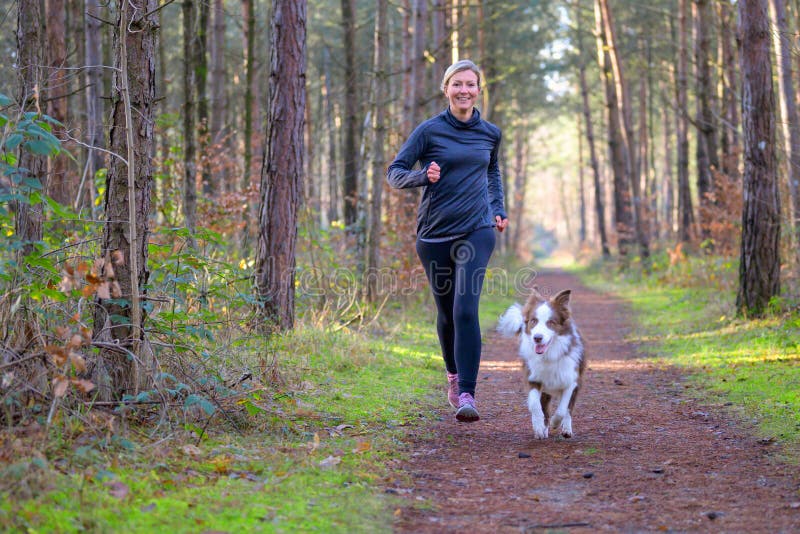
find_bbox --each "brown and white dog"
[497,287,585,439]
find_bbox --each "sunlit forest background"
[1,0,798,450]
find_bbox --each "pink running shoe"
[447,372,459,408]
[455,392,480,422]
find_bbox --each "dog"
[497,287,585,439]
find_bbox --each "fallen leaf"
[353,441,371,454]
[96,282,111,300]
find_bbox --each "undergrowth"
[574,251,800,455]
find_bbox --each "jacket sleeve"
[487,130,507,219]
[386,123,430,189]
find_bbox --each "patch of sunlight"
[482,360,521,371]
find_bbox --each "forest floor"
[390,270,800,532]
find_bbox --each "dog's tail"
[496,303,525,337]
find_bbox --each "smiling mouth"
[534,341,549,355]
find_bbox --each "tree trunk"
[719,0,740,179]
[594,0,633,256]
[676,0,694,243]
[577,7,609,257]
[770,0,800,239]
[92,0,158,399]
[323,47,339,225]
[597,0,649,260]
[183,0,198,239]
[241,0,255,192]
[736,0,781,317]
[44,0,71,207]
[661,83,675,239]
[195,0,210,196]
[694,0,719,241]
[578,112,587,245]
[341,0,359,228]
[254,0,306,330]
[15,0,46,258]
[366,0,388,303]
[509,124,528,255]
[209,0,226,192]
[84,0,105,212]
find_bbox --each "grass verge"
[0,300,446,533]
[572,258,800,455]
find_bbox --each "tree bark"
[241,0,255,192]
[597,0,649,260]
[719,0,740,178]
[195,0,211,196]
[183,0,198,238]
[577,7,609,257]
[254,0,306,330]
[736,0,781,317]
[366,0,388,303]
[770,0,800,238]
[15,0,46,258]
[694,0,719,241]
[92,0,158,399]
[594,0,633,256]
[84,0,105,212]
[44,0,71,206]
[676,0,694,243]
[209,0,226,192]
[341,0,359,228]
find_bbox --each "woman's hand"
[495,215,509,233]
[427,161,441,183]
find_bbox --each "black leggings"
[416,227,496,397]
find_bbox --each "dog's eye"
[529,318,538,325]
[546,320,557,327]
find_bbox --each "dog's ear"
[528,285,545,302]
[552,289,571,310]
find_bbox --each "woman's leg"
[416,239,457,374]
[452,227,496,396]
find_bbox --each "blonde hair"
[440,59,482,93]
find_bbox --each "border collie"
[497,287,585,439]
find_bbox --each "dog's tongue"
[535,343,547,354]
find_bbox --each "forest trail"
[392,270,800,532]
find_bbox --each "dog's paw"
[532,423,549,440]
[559,416,573,438]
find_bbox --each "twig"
[0,352,43,371]
[525,523,591,531]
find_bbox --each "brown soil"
[392,270,800,533]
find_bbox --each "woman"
[387,59,508,422]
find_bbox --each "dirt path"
[392,270,800,532]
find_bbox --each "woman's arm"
[487,131,507,221]
[386,124,431,189]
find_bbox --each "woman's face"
[444,70,480,116]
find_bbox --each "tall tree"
[719,0,740,178]
[597,0,649,260]
[209,0,227,190]
[15,0,46,258]
[340,0,358,227]
[366,0,388,303]
[45,0,71,206]
[92,0,158,398]
[195,0,211,195]
[694,0,719,240]
[183,0,198,238]
[594,0,633,256]
[676,0,694,242]
[241,0,256,193]
[254,0,306,330]
[770,0,800,239]
[84,0,106,211]
[737,0,781,316]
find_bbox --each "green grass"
[575,260,800,451]
[0,302,445,533]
